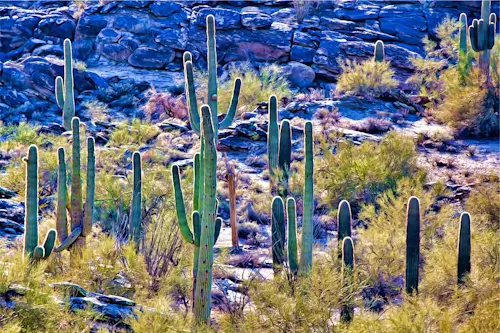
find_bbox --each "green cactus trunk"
[55,39,75,130]
[287,197,298,274]
[458,13,470,84]
[23,145,57,261]
[299,121,314,274]
[83,137,95,237]
[374,40,385,62]
[271,196,286,272]
[340,237,355,323]
[405,196,420,294]
[457,212,471,285]
[70,117,84,256]
[337,200,352,257]
[277,120,291,198]
[267,95,279,193]
[130,152,142,249]
[193,105,218,324]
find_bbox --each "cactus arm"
[23,145,39,259]
[70,117,83,233]
[218,78,242,129]
[56,147,68,242]
[374,40,385,62]
[83,138,95,237]
[487,20,495,49]
[184,60,201,135]
[405,196,420,294]
[42,229,57,258]
[277,120,291,198]
[340,237,355,323]
[62,39,75,129]
[55,76,64,108]
[194,105,218,324]
[267,95,279,179]
[337,200,352,243]
[287,197,299,274]
[33,246,45,260]
[130,152,142,247]
[457,212,471,284]
[206,16,219,138]
[172,165,194,244]
[299,121,314,274]
[271,196,286,271]
[470,19,480,52]
[214,217,222,245]
[54,226,82,252]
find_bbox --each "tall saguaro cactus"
[469,0,496,81]
[458,13,470,84]
[405,196,420,294]
[337,200,352,245]
[457,212,471,285]
[271,196,286,271]
[299,121,314,274]
[23,146,57,260]
[55,39,75,130]
[267,95,279,181]
[55,117,95,259]
[277,120,291,198]
[130,152,142,248]
[340,236,355,323]
[374,40,385,62]
[183,15,242,139]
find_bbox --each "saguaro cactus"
[271,196,286,271]
[193,105,220,324]
[458,13,470,84]
[287,197,299,274]
[337,200,352,246]
[457,212,471,285]
[226,160,239,250]
[277,120,292,198]
[55,117,95,259]
[183,15,241,139]
[469,0,496,80]
[374,40,385,62]
[23,146,57,260]
[130,152,142,248]
[340,236,355,323]
[267,95,279,181]
[299,121,314,274]
[405,196,420,294]
[55,39,75,130]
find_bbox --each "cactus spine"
[271,196,286,271]
[183,15,241,139]
[299,121,314,274]
[405,196,420,294]
[340,237,355,323]
[55,117,95,259]
[23,146,57,260]
[457,212,471,285]
[130,152,142,248]
[469,0,496,81]
[55,39,75,130]
[374,40,385,62]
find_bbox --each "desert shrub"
[316,132,419,208]
[108,118,159,147]
[142,87,188,122]
[83,100,110,122]
[336,59,398,97]
[465,183,500,232]
[292,0,313,23]
[197,62,290,115]
[346,117,393,134]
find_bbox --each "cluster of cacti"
[23,145,57,261]
[467,0,496,81]
[54,117,95,259]
[130,151,142,249]
[55,39,75,130]
[267,95,292,198]
[271,121,314,275]
[374,40,385,62]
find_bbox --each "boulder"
[196,8,241,29]
[150,1,182,17]
[155,28,188,50]
[290,45,315,64]
[334,4,380,21]
[128,46,174,69]
[283,61,315,88]
[241,7,273,29]
[72,39,94,60]
[37,16,76,39]
[100,43,132,62]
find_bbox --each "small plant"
[143,87,188,122]
[292,0,313,24]
[336,58,398,97]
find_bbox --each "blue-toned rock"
[37,16,76,39]
[150,1,182,17]
[155,28,188,50]
[72,39,94,60]
[241,7,272,29]
[290,45,315,64]
[128,47,174,69]
[100,43,132,62]
[196,8,241,29]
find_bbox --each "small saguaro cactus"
[23,145,57,260]
[55,39,75,130]
[469,0,496,80]
[374,40,385,62]
[299,121,314,274]
[172,162,222,308]
[267,95,279,181]
[226,158,239,250]
[277,120,292,198]
[337,200,352,246]
[183,15,242,140]
[457,212,471,285]
[55,117,95,259]
[405,196,420,294]
[287,197,299,274]
[271,196,286,271]
[340,236,355,323]
[129,152,142,248]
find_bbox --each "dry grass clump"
[142,87,188,122]
[336,59,398,97]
